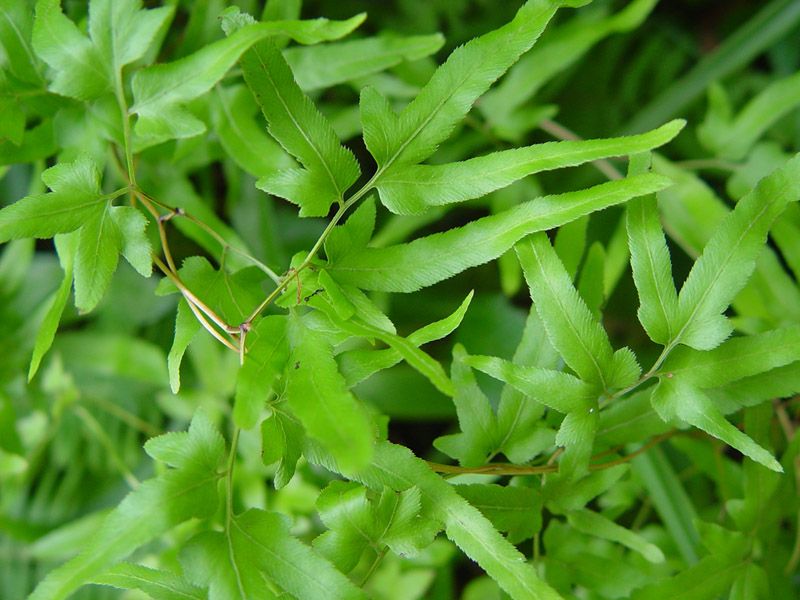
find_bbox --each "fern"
[1,1,799,599]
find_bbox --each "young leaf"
[310,288,454,396]
[240,36,361,216]
[28,232,77,381]
[673,153,800,350]
[131,11,365,146]
[285,313,373,471]
[516,233,615,389]
[73,203,122,313]
[329,173,672,292]
[377,119,684,215]
[285,33,445,91]
[29,413,225,600]
[181,508,367,600]
[650,376,782,472]
[0,157,108,242]
[338,290,473,387]
[363,0,562,174]
[434,345,498,466]
[234,316,289,429]
[626,155,679,345]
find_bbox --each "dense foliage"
[1,0,800,598]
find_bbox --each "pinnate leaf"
[363,0,561,172]
[378,120,684,215]
[650,376,782,472]
[0,156,107,243]
[241,36,361,216]
[330,173,672,292]
[29,413,225,600]
[181,508,367,600]
[673,153,800,350]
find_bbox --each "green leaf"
[700,71,800,160]
[626,158,679,345]
[566,509,665,563]
[213,84,293,178]
[29,413,225,600]
[650,377,782,472]
[166,300,200,393]
[314,481,437,572]
[181,508,367,600]
[662,325,800,388]
[131,11,365,146]
[376,120,684,215]
[74,203,122,313]
[241,37,361,216]
[330,173,672,292]
[673,153,800,350]
[311,287,454,397]
[338,290,473,387]
[32,0,108,100]
[234,316,289,429]
[91,563,205,600]
[456,483,543,544]
[88,0,174,80]
[285,313,373,471]
[261,407,304,489]
[0,0,44,85]
[0,157,107,242]
[480,0,657,139]
[311,440,563,600]
[362,0,561,174]
[285,33,444,91]
[466,354,594,415]
[516,233,615,389]
[433,345,498,467]
[28,232,77,381]
[111,205,152,277]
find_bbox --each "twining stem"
[428,431,675,476]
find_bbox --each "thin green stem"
[225,428,241,530]
[113,71,137,187]
[359,548,388,587]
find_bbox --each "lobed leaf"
[0,157,106,243]
[131,11,364,146]
[362,0,562,174]
[516,233,615,389]
[240,35,361,216]
[650,377,782,472]
[673,154,800,350]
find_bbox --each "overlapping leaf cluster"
[1,0,799,599]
